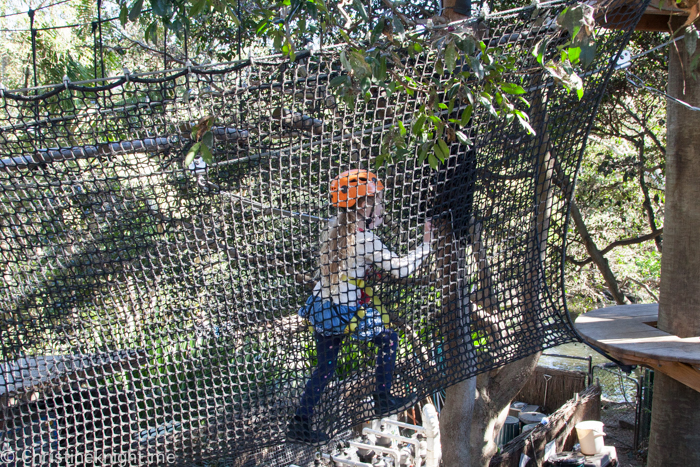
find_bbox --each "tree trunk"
[646,39,700,467]
[440,71,553,466]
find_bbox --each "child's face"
[361,193,385,229]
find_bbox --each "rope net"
[0,1,645,465]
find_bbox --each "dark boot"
[286,415,329,446]
[372,391,417,416]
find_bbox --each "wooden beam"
[613,353,700,393]
[596,0,689,31]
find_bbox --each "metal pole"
[28,9,37,87]
[97,0,104,79]
[92,21,98,80]
[237,0,241,59]
[163,27,167,69]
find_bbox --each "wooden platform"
[575,304,700,392]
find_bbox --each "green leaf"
[576,87,584,100]
[398,120,406,136]
[432,142,445,161]
[435,58,444,75]
[445,42,457,73]
[568,46,581,64]
[532,38,549,65]
[145,21,158,44]
[185,142,201,168]
[447,97,455,115]
[119,6,129,25]
[376,152,386,168]
[470,56,484,80]
[437,138,450,160]
[686,26,698,57]
[417,147,427,164]
[378,57,387,81]
[580,41,596,69]
[428,153,439,170]
[359,76,371,93]
[330,75,348,87]
[202,130,214,147]
[438,103,448,110]
[353,0,369,21]
[392,15,405,38]
[515,112,536,135]
[340,51,352,72]
[152,0,170,17]
[128,0,143,21]
[500,82,526,95]
[339,29,352,44]
[256,19,270,35]
[413,114,427,134]
[200,144,213,164]
[460,105,472,126]
[370,20,385,45]
[456,37,476,55]
[690,51,700,73]
[190,0,206,15]
[455,131,471,146]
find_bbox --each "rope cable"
[0,0,73,19]
[626,69,700,111]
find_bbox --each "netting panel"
[0,1,646,465]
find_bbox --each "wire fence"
[592,363,653,452]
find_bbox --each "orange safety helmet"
[330,169,385,209]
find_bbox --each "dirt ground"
[600,401,646,467]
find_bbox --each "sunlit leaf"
[185,142,201,168]
[455,131,471,146]
[445,42,457,73]
[500,82,526,95]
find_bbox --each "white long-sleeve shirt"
[314,229,431,307]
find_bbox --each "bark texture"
[646,39,700,467]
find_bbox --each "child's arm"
[358,221,433,278]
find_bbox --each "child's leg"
[373,330,398,394]
[297,333,343,418]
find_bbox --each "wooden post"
[646,37,700,467]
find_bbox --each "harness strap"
[341,274,390,326]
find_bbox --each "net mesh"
[0,1,646,465]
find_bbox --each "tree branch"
[569,201,627,304]
[627,277,660,303]
[638,141,663,252]
[567,228,664,267]
[622,103,667,157]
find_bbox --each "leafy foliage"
[112,0,597,170]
